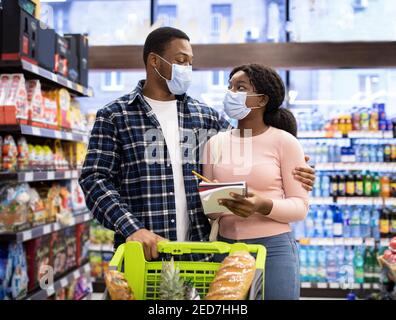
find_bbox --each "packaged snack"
[74,276,91,300]
[0,74,30,125]
[89,252,102,278]
[75,142,87,169]
[104,270,135,300]
[25,235,51,292]
[64,226,77,271]
[70,179,86,212]
[55,288,66,300]
[46,184,61,223]
[0,136,3,169]
[27,187,47,226]
[66,280,77,300]
[27,144,36,170]
[42,93,58,129]
[102,252,113,276]
[42,145,54,171]
[50,230,67,278]
[26,80,44,127]
[70,99,87,133]
[35,145,45,171]
[54,140,69,170]
[2,135,17,172]
[17,137,29,171]
[58,185,73,225]
[0,183,30,232]
[76,222,90,266]
[56,89,71,130]
[8,243,29,300]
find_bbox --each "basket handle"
[157,241,232,255]
[109,243,125,271]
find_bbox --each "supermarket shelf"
[0,58,93,97]
[0,124,89,143]
[89,244,114,252]
[26,263,91,300]
[310,197,396,206]
[0,170,81,182]
[297,237,390,246]
[315,162,396,172]
[300,282,380,299]
[298,131,395,139]
[0,210,92,243]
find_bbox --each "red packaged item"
[76,222,90,266]
[26,80,44,128]
[42,95,58,129]
[50,230,67,278]
[64,226,77,271]
[25,235,51,292]
[0,74,30,125]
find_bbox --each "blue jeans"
[216,232,300,300]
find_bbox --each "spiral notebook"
[198,181,248,214]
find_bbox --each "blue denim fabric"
[216,232,300,300]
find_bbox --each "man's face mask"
[154,54,192,95]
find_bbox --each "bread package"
[205,251,256,300]
[104,270,135,300]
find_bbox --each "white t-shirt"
[143,96,189,241]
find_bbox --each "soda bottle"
[369,145,377,163]
[363,247,374,283]
[332,206,343,237]
[372,173,381,197]
[330,175,339,197]
[380,175,390,198]
[384,144,391,162]
[352,110,361,131]
[376,145,384,163]
[338,174,346,197]
[369,107,379,131]
[350,206,361,238]
[380,207,390,238]
[391,174,396,197]
[360,207,371,238]
[346,116,353,134]
[321,175,330,197]
[372,246,381,284]
[346,174,355,197]
[353,246,364,284]
[363,172,372,197]
[355,174,364,196]
[370,206,380,240]
[362,144,370,163]
[360,109,370,131]
[391,145,396,162]
[390,207,396,236]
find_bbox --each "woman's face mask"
[223,90,265,120]
[154,54,192,95]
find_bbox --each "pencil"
[192,170,212,183]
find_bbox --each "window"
[101,72,124,91]
[211,70,230,88]
[211,4,232,36]
[156,4,177,27]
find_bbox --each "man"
[79,27,315,261]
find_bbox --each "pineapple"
[159,258,185,300]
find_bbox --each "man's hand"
[293,155,316,192]
[126,229,167,261]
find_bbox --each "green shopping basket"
[108,241,266,300]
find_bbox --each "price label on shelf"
[43,225,51,235]
[47,171,55,180]
[31,64,39,74]
[46,285,55,297]
[67,80,72,88]
[65,171,72,179]
[54,131,62,139]
[24,172,34,182]
[353,283,361,289]
[317,283,328,289]
[66,132,73,140]
[76,84,83,92]
[344,238,354,246]
[373,283,380,290]
[32,127,41,136]
[51,73,57,82]
[334,238,344,245]
[60,278,68,288]
[383,131,393,139]
[72,171,78,179]
[73,270,80,279]
[363,283,371,290]
[329,283,340,289]
[380,238,390,247]
[22,230,32,241]
[301,282,312,289]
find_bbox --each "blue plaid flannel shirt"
[79,80,231,256]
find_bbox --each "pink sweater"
[203,127,309,240]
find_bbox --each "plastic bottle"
[317,246,327,282]
[321,143,328,163]
[355,174,364,196]
[372,246,381,284]
[305,208,315,238]
[363,172,372,197]
[384,144,391,162]
[369,145,377,163]
[332,206,343,237]
[350,206,361,238]
[330,175,339,197]
[308,246,317,282]
[369,106,379,131]
[391,145,396,162]
[346,174,355,197]
[391,174,396,197]
[338,174,346,197]
[376,145,384,163]
[360,207,371,238]
[371,173,381,197]
[353,246,364,284]
[362,144,370,162]
[299,247,309,282]
[313,174,321,198]
[391,207,396,236]
[380,175,390,198]
[361,108,370,131]
[370,206,380,240]
[315,206,325,238]
[326,247,338,283]
[380,207,390,238]
[324,206,334,238]
[364,247,375,284]
[321,175,330,197]
[343,206,352,238]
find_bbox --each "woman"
[203,64,309,300]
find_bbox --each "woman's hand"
[293,155,316,192]
[218,192,273,218]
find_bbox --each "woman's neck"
[237,118,269,137]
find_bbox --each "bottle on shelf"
[380,207,391,238]
[355,174,364,197]
[370,206,380,240]
[343,206,352,238]
[384,144,391,162]
[346,174,355,197]
[391,207,396,236]
[338,175,346,197]
[324,207,334,238]
[363,247,374,284]
[360,207,371,238]
[317,246,327,282]
[363,172,373,197]
[350,206,361,238]
[353,246,364,284]
[332,206,343,237]
[371,173,381,197]
[299,247,309,282]
[308,246,317,283]
[380,175,391,198]
[391,174,396,197]
[326,246,338,283]
[330,175,339,197]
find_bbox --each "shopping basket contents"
[378,236,396,282]
[107,241,266,300]
[104,269,135,300]
[205,251,256,300]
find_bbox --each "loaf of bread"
[104,270,135,300]
[205,251,256,300]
